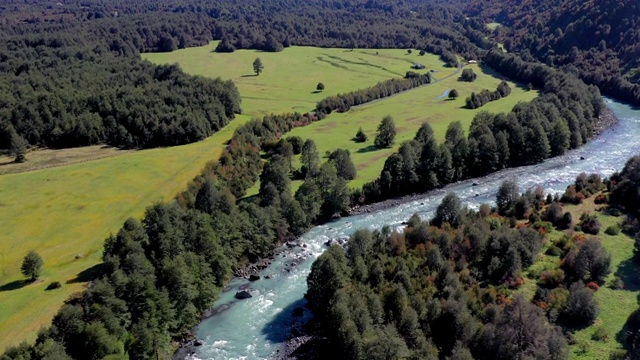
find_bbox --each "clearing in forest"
[143,41,454,117]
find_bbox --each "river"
[190,98,640,360]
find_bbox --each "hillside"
[466,0,640,105]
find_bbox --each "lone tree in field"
[21,251,43,281]
[316,82,325,92]
[10,132,27,163]
[354,127,367,143]
[448,89,459,99]
[253,57,264,76]
[375,115,396,148]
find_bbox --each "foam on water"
[192,98,640,360]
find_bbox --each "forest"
[467,0,640,106]
[0,0,631,359]
[304,162,640,359]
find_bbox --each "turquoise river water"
[190,98,640,359]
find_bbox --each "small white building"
[468,60,478,64]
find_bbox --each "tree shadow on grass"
[240,74,258,78]
[66,263,104,284]
[357,145,380,153]
[615,258,640,293]
[0,279,30,292]
[311,90,322,94]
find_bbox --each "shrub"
[560,212,573,229]
[546,246,562,256]
[592,326,609,342]
[544,202,564,225]
[580,213,601,235]
[46,281,62,290]
[563,282,598,326]
[611,277,624,290]
[605,225,621,236]
[594,194,608,204]
[539,269,565,288]
[354,127,368,143]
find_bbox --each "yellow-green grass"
[143,41,455,117]
[258,63,538,193]
[0,115,250,351]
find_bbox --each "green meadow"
[0,115,249,350]
[143,41,455,117]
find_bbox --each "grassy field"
[272,63,537,191]
[143,41,455,117]
[520,197,638,359]
[0,115,250,351]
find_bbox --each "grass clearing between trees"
[521,196,639,359]
[0,115,250,351]
[143,41,455,117]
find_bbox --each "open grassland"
[0,115,250,351]
[0,146,134,175]
[521,197,638,359]
[143,41,455,117]
[279,63,537,190]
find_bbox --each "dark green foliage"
[460,68,477,82]
[448,89,459,99]
[431,192,462,228]
[579,213,601,235]
[570,238,612,284]
[286,136,304,155]
[328,149,357,181]
[605,225,621,235]
[465,81,511,109]
[316,75,431,115]
[10,132,27,163]
[563,282,598,326]
[306,212,565,359]
[375,115,397,148]
[354,127,368,143]
[21,251,43,281]
[301,139,320,177]
[496,180,519,216]
[253,57,264,75]
[46,281,62,290]
[316,82,325,91]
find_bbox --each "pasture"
[0,115,249,350]
[143,41,455,117]
[520,197,639,359]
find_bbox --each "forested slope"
[466,0,640,105]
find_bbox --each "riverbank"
[174,101,621,360]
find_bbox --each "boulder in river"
[249,274,261,281]
[235,290,253,299]
[194,340,203,346]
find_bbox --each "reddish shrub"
[586,281,600,291]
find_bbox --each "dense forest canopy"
[466,0,640,105]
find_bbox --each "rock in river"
[249,274,261,281]
[235,290,253,299]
